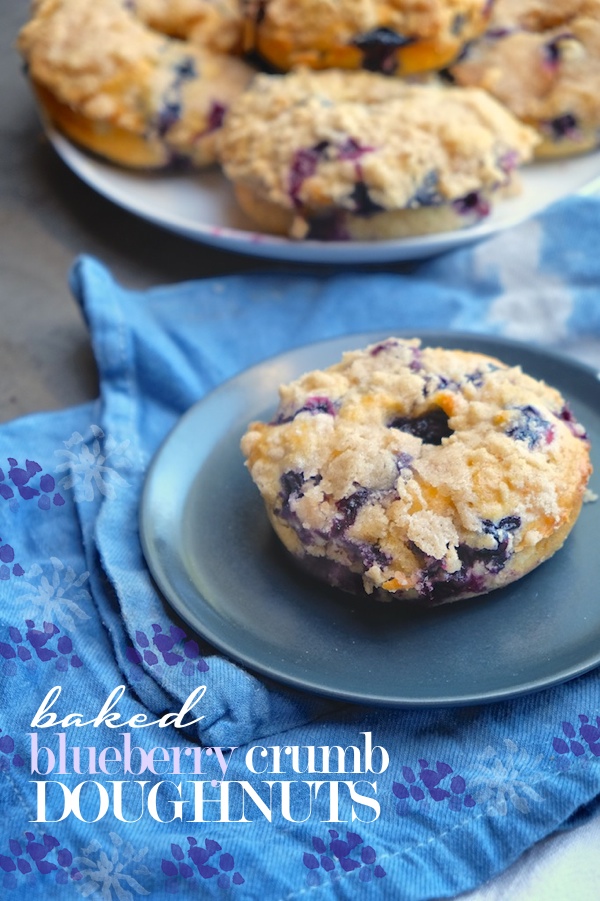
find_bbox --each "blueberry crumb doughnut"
[218,69,538,241]
[18,0,253,169]
[242,0,492,76]
[451,0,600,157]
[241,338,592,605]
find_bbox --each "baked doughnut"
[133,0,244,54]
[241,338,592,605]
[451,0,600,157]
[218,69,538,241]
[242,0,491,76]
[18,0,253,168]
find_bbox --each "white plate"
[49,127,600,264]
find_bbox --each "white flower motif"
[472,219,574,343]
[75,832,151,900]
[470,738,545,816]
[17,557,91,631]
[55,425,130,502]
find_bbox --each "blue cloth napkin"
[1,197,600,901]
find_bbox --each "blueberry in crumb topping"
[352,27,415,75]
[370,339,400,356]
[337,138,374,160]
[451,13,467,36]
[453,192,491,219]
[350,181,384,217]
[156,103,181,137]
[289,140,374,209]
[155,57,197,137]
[206,101,227,133]
[279,470,306,505]
[557,403,588,440]
[423,374,460,396]
[416,515,520,602]
[543,33,577,69]
[547,113,578,140]
[411,171,442,207]
[346,540,392,570]
[389,408,453,445]
[274,396,337,423]
[289,147,323,206]
[331,487,370,537]
[506,405,554,449]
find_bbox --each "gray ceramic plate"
[140,332,600,707]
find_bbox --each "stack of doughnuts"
[17,0,600,240]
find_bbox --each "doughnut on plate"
[48,127,600,263]
[140,332,600,707]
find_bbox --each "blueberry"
[337,138,374,160]
[452,192,491,219]
[411,171,442,207]
[156,102,181,136]
[275,396,337,422]
[370,339,400,356]
[206,101,227,133]
[352,27,415,74]
[345,540,392,570]
[451,13,467,35]
[396,451,413,472]
[486,27,513,40]
[429,568,486,602]
[331,487,370,537]
[289,147,323,206]
[543,33,576,68]
[423,374,460,396]
[557,403,588,440]
[506,405,554,449]
[175,57,197,80]
[279,470,305,504]
[389,409,453,445]
[409,348,424,372]
[547,113,578,140]
[350,181,383,217]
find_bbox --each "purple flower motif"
[553,716,600,758]
[162,837,243,892]
[0,537,25,581]
[0,458,64,509]
[393,759,475,811]
[302,831,385,884]
[0,832,79,888]
[1,620,82,675]
[126,622,209,678]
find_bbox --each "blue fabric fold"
[1,196,600,900]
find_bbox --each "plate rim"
[47,125,600,264]
[140,331,600,707]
